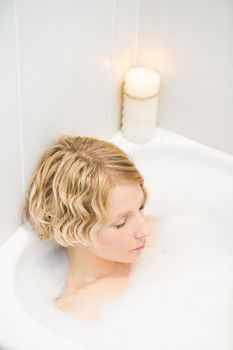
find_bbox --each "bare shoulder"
[54,273,130,320]
[54,286,101,320]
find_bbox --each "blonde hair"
[22,135,148,248]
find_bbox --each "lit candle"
[124,66,160,99]
[121,66,160,143]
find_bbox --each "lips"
[132,244,145,250]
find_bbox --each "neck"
[66,245,129,289]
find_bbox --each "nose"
[134,215,151,239]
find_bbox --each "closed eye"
[115,221,126,229]
[115,204,145,229]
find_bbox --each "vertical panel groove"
[14,0,25,198]
[107,0,116,135]
[134,0,141,65]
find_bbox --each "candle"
[124,66,160,99]
[121,66,160,143]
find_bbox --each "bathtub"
[0,127,232,350]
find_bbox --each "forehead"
[105,183,143,216]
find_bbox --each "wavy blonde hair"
[22,135,148,248]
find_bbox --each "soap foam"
[16,211,233,350]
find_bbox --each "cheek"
[98,229,128,250]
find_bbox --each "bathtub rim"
[0,126,232,349]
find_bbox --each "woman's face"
[92,182,151,263]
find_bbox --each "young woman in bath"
[22,136,154,320]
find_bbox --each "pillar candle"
[121,66,160,143]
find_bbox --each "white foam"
[15,212,233,350]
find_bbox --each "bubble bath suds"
[16,211,233,350]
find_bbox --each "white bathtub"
[0,127,233,350]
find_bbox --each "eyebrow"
[109,195,145,222]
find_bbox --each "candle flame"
[139,68,145,80]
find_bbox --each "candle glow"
[124,66,160,99]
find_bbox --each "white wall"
[138,0,233,155]
[0,0,232,244]
[0,0,140,244]
[17,0,141,187]
[0,0,24,245]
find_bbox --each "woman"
[22,135,154,320]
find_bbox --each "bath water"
[15,155,233,350]
[15,212,233,350]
